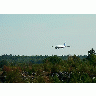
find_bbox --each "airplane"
[52,42,70,49]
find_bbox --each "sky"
[0,0,96,95]
[0,14,96,56]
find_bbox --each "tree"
[87,48,96,65]
[43,55,62,64]
[0,60,8,68]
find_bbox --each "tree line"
[0,54,87,65]
[0,48,96,83]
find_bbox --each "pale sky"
[0,14,96,56]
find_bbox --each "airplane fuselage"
[55,45,65,49]
[53,42,70,49]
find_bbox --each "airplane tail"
[64,41,70,47]
[64,42,66,46]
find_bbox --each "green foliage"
[88,48,96,55]
[3,66,23,83]
[43,55,62,64]
[51,75,61,83]
[87,48,96,65]
[0,48,96,83]
[0,60,8,68]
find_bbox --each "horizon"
[0,53,89,56]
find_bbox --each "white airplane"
[52,42,70,49]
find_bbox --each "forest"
[0,48,96,83]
